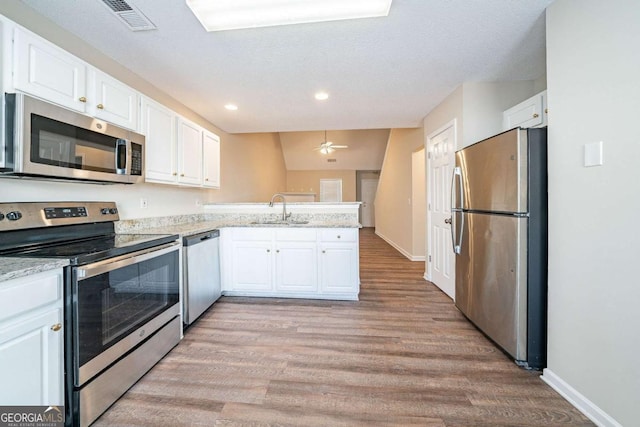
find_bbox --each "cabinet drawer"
[275,229,317,241]
[0,271,62,323]
[320,229,358,242]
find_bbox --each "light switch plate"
[584,141,603,167]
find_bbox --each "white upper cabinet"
[13,26,87,113]
[12,25,140,131]
[503,90,547,130]
[142,96,222,188]
[141,96,178,184]
[90,69,139,130]
[202,130,221,189]
[177,117,203,186]
[7,18,223,187]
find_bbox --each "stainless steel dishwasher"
[182,229,221,325]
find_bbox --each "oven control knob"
[6,211,22,221]
[109,208,118,215]
[0,213,4,221]
[101,208,110,215]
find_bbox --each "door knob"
[444,218,452,224]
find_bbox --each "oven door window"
[31,114,125,173]
[75,249,179,367]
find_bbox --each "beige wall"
[286,170,356,202]
[411,149,426,258]
[544,1,640,425]
[375,127,424,260]
[0,4,287,218]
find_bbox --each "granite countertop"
[0,218,359,281]
[125,219,361,238]
[0,257,69,282]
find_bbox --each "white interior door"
[360,178,378,227]
[427,120,456,299]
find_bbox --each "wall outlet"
[140,198,148,209]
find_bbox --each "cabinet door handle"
[276,249,280,253]
[172,172,177,176]
[322,250,326,253]
[79,97,87,103]
[533,113,539,118]
[97,103,105,110]
[180,174,185,177]
[267,249,271,253]
[337,235,341,239]
[544,108,548,114]
[51,323,62,332]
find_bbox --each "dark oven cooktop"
[0,202,179,265]
[5,233,179,265]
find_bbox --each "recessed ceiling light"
[186,0,393,32]
[315,92,329,101]
[224,103,238,111]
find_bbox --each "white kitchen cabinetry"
[0,270,64,406]
[503,90,547,130]
[13,26,87,113]
[275,229,318,293]
[142,98,221,188]
[177,117,204,186]
[222,227,358,300]
[202,130,221,189]
[230,238,274,292]
[12,26,140,131]
[319,229,359,295]
[90,69,139,130]
[141,96,178,184]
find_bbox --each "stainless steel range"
[0,202,181,427]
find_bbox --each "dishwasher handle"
[183,229,220,246]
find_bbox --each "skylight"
[186,0,393,32]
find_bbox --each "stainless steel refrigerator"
[452,127,547,369]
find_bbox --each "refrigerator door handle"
[454,211,463,254]
[451,167,463,254]
[453,166,463,210]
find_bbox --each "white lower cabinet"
[231,240,274,292]
[276,242,318,293]
[0,270,64,405]
[319,229,359,295]
[222,227,359,300]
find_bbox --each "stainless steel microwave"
[2,93,144,184]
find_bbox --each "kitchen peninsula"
[116,202,362,301]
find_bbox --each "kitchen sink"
[251,219,309,225]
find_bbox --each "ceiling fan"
[314,130,348,154]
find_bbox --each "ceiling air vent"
[100,0,157,31]
[327,159,337,163]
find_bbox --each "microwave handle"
[115,139,127,174]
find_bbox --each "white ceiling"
[20,0,552,134]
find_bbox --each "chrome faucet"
[269,193,290,221]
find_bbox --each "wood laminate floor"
[94,228,593,426]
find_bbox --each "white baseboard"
[541,369,622,427]
[374,230,425,262]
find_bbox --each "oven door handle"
[76,242,179,280]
